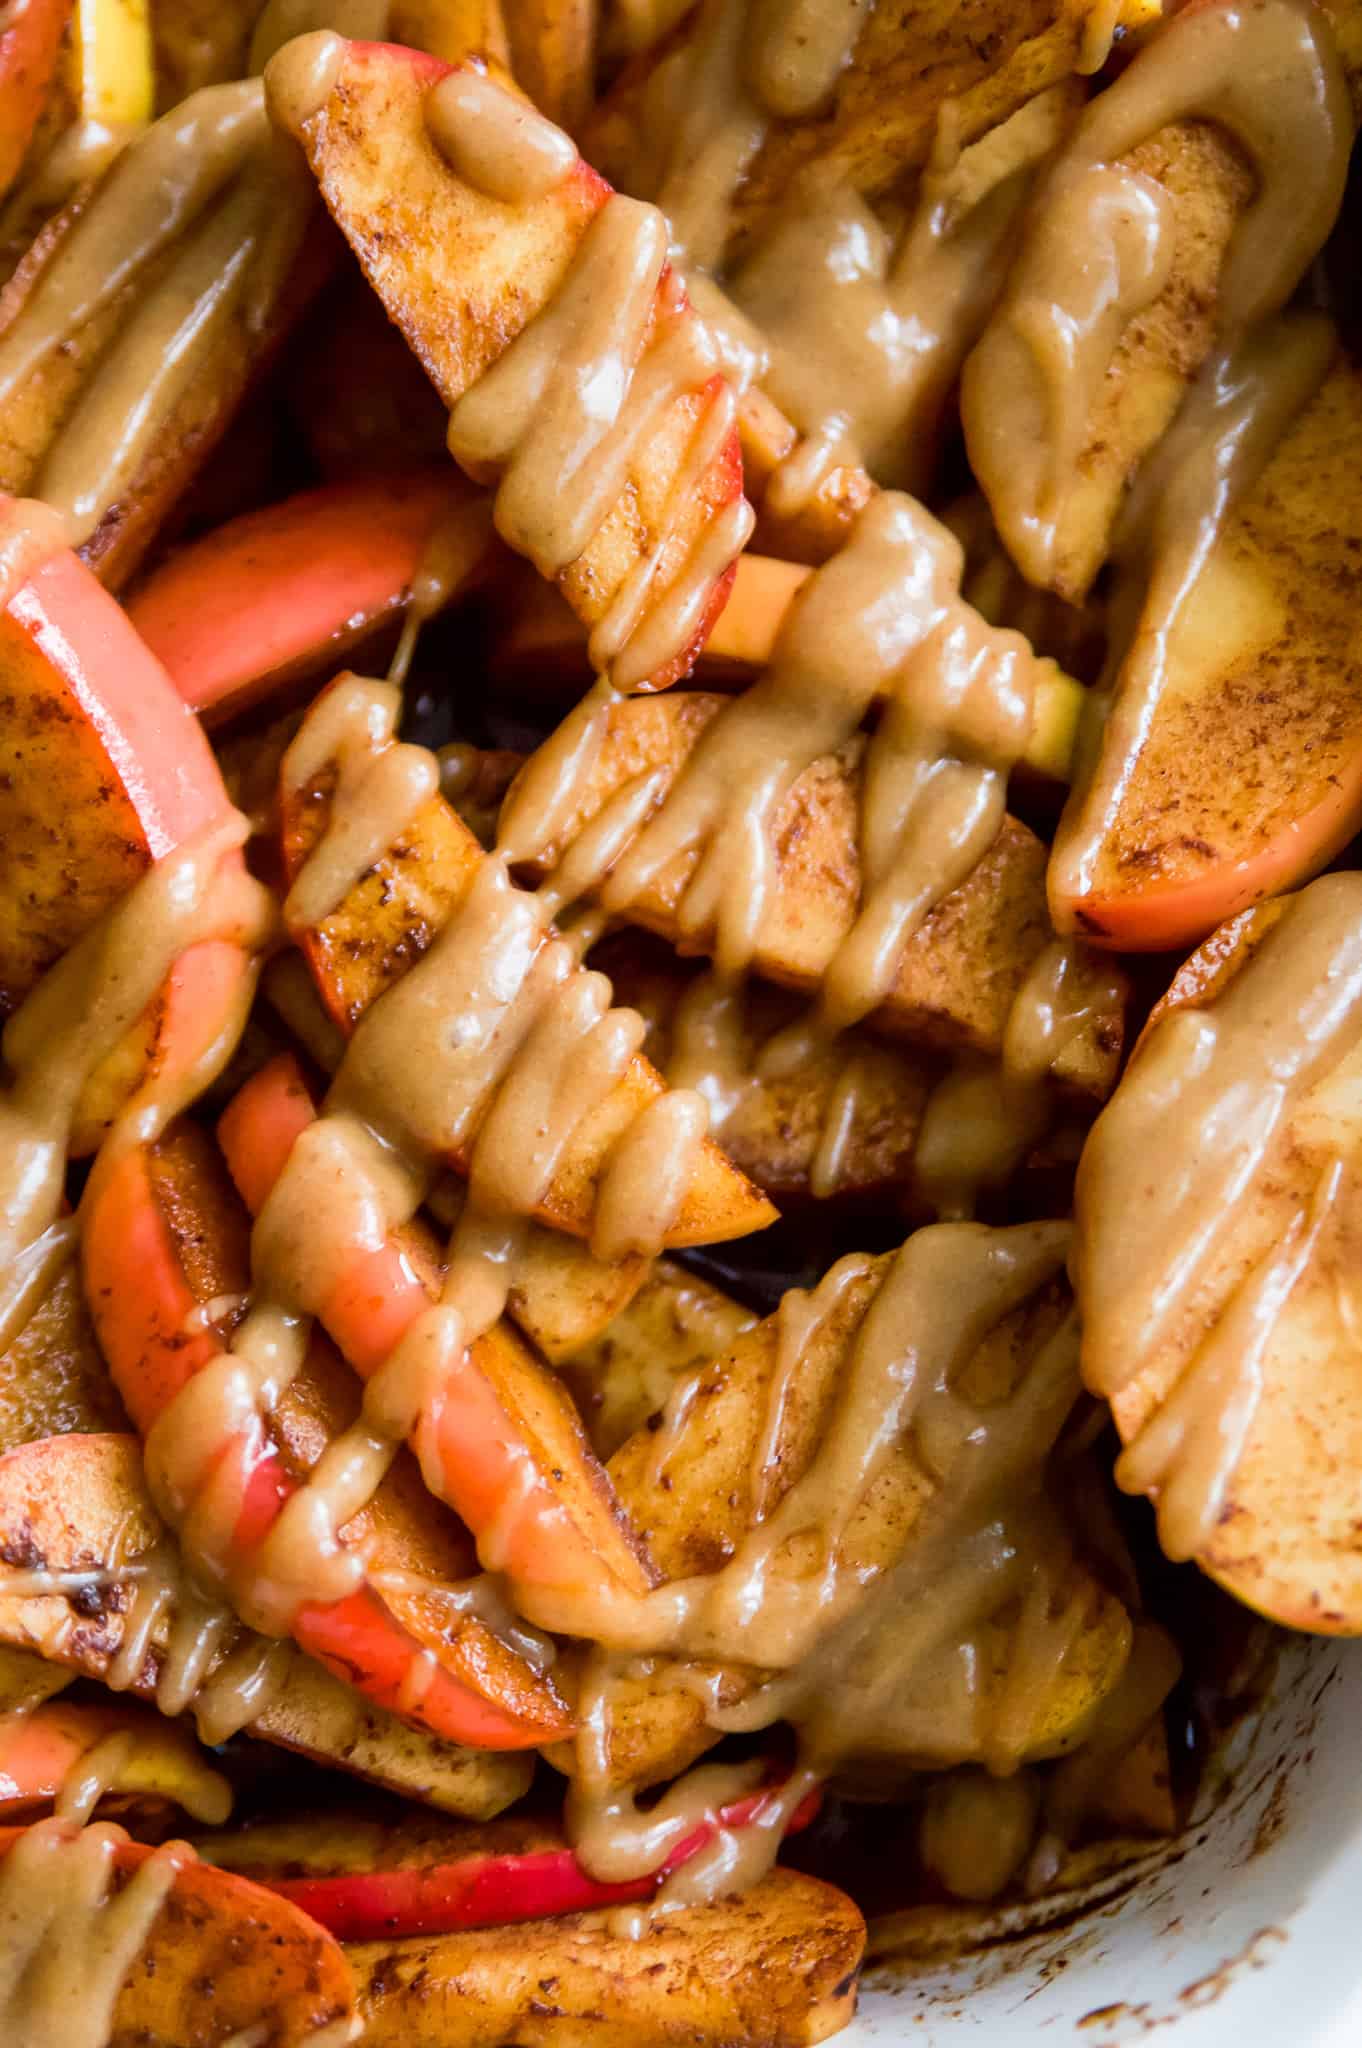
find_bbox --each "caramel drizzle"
[1077,874,1362,1550]
[152,679,712,1627]
[0,1819,183,2048]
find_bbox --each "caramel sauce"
[0,1820,181,2048]
[425,69,579,203]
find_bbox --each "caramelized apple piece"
[82,1121,572,1749]
[264,35,746,691]
[514,691,1124,1071]
[1051,359,1362,950]
[279,692,778,1245]
[348,1866,864,2048]
[0,1434,534,1817]
[1075,872,1362,1631]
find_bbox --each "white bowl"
[849,1636,1362,2045]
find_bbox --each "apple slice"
[1074,871,1362,1629]
[346,1864,863,2047]
[0,1236,130,1450]
[0,511,257,1152]
[196,1784,819,1939]
[0,1817,356,2046]
[511,691,1125,1069]
[0,1434,534,1819]
[263,34,748,692]
[1051,357,1362,951]
[0,91,334,590]
[0,1698,231,1824]
[127,472,492,725]
[279,681,778,1246]
[217,1052,662,1609]
[261,953,649,1360]
[594,931,937,1204]
[0,0,71,202]
[81,1121,573,1749]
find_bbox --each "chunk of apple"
[0,1816,356,2046]
[0,1433,535,1817]
[81,1120,573,1748]
[279,681,778,1245]
[1050,360,1362,951]
[1074,872,1362,1631]
[263,34,747,691]
[347,1864,863,2048]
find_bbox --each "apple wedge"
[511,691,1126,1069]
[962,0,1357,603]
[0,86,333,590]
[560,1229,1130,1794]
[1050,357,1362,951]
[127,472,492,726]
[347,1864,863,2048]
[0,0,71,203]
[264,34,748,693]
[559,1257,757,1461]
[216,1052,662,1611]
[0,1239,129,1449]
[594,932,937,1204]
[0,1433,535,1817]
[1074,870,1362,1632]
[0,1698,231,1824]
[588,0,1157,258]
[0,1817,356,2046]
[0,512,259,1153]
[82,1121,573,1749]
[196,1786,818,1939]
[279,681,777,1245]
[261,954,649,1359]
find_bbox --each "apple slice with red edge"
[262,35,746,693]
[218,1051,662,1610]
[0,0,70,202]
[0,1819,357,2045]
[81,1119,573,1750]
[0,1698,231,1825]
[0,506,255,1151]
[0,1433,534,1818]
[196,1784,821,1941]
[278,678,778,1244]
[126,471,495,727]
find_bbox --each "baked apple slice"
[0,0,71,202]
[0,1698,231,1825]
[263,34,749,692]
[217,1052,662,1611]
[127,471,493,725]
[1074,870,1362,1631]
[279,678,777,1246]
[0,1817,356,2046]
[348,1864,863,2048]
[510,690,1126,1069]
[81,1121,573,1749]
[1050,355,1362,950]
[0,1433,535,1818]
[0,83,332,588]
[0,504,260,1158]
[195,1788,819,1939]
